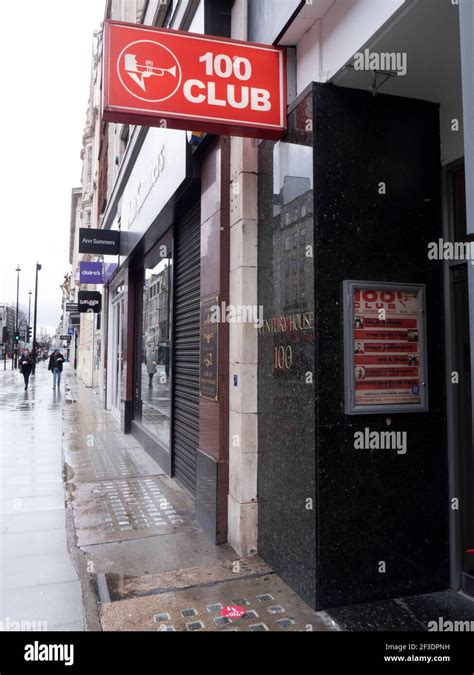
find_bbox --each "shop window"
[135,234,173,449]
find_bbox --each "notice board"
[344,281,428,414]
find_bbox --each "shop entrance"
[108,284,125,420]
[133,231,173,457]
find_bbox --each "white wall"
[297,0,405,91]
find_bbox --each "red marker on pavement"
[221,605,246,619]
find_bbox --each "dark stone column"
[258,82,447,610]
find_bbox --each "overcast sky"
[0,1,106,334]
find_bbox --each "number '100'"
[274,345,293,370]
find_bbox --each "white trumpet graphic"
[124,53,177,92]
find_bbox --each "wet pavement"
[62,367,339,632]
[327,590,474,631]
[0,361,84,630]
[3,362,473,632]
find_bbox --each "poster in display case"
[343,281,428,414]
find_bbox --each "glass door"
[110,290,124,419]
[133,231,173,450]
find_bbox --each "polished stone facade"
[258,83,448,610]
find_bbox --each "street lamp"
[28,290,32,342]
[32,263,42,374]
[14,265,21,369]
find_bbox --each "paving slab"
[0,482,64,500]
[0,508,66,534]
[71,474,194,547]
[0,580,84,628]
[100,572,339,632]
[0,529,68,558]
[0,493,65,515]
[104,556,272,600]
[83,531,237,580]
[0,552,79,589]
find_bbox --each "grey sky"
[0,1,105,334]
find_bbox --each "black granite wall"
[258,82,448,610]
[258,91,316,606]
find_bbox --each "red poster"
[103,20,286,139]
[353,288,422,406]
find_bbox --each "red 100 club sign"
[103,20,286,139]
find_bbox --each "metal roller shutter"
[172,203,200,496]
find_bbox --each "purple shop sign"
[80,262,103,284]
[102,263,118,284]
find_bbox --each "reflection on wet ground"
[0,362,84,630]
[63,367,337,631]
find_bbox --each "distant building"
[0,304,16,356]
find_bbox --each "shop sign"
[80,262,103,284]
[103,19,286,140]
[79,228,120,255]
[344,281,428,414]
[78,291,102,314]
[200,294,219,401]
[103,263,119,284]
[120,126,186,234]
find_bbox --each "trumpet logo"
[117,40,182,103]
[124,54,177,92]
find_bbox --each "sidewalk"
[2,363,472,632]
[63,368,339,632]
[0,361,84,631]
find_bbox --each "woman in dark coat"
[19,349,34,390]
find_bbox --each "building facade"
[68,0,474,611]
[0,304,17,357]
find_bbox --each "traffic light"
[27,327,32,342]
[14,332,20,343]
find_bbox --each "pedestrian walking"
[19,349,33,390]
[146,354,157,388]
[48,350,64,389]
